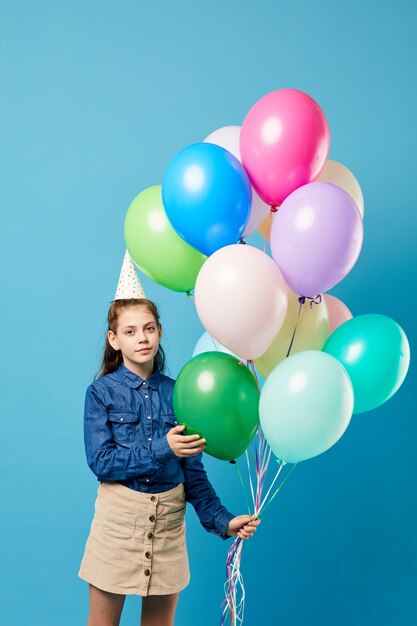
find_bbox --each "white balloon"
[204,126,270,236]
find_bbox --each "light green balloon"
[124,185,206,292]
[259,350,354,463]
[323,314,410,414]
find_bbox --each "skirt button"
[144,569,150,576]
[147,532,153,539]
[145,551,152,559]
[149,515,156,522]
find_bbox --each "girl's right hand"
[167,424,206,457]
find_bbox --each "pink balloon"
[324,295,353,336]
[195,244,288,360]
[240,89,330,206]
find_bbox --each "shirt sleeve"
[83,383,177,481]
[182,452,236,541]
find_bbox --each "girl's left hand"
[226,515,261,540]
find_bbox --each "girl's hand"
[226,515,261,540]
[167,424,206,457]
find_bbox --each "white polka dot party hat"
[114,250,146,300]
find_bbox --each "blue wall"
[1,1,416,624]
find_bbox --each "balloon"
[124,186,206,292]
[270,182,363,296]
[316,160,364,219]
[259,351,354,463]
[255,291,329,378]
[204,126,270,237]
[257,211,276,242]
[195,244,288,360]
[162,143,252,256]
[240,88,330,206]
[192,331,236,359]
[324,295,353,336]
[323,314,410,414]
[173,352,260,461]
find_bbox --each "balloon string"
[286,293,322,357]
[286,296,306,357]
[245,449,256,509]
[232,460,252,516]
[263,205,278,253]
[255,459,286,516]
[220,537,245,625]
[257,462,298,518]
[209,333,218,351]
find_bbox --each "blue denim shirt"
[83,362,235,540]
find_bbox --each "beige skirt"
[78,481,190,596]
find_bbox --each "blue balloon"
[162,143,252,256]
[192,331,237,359]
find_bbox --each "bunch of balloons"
[124,86,410,626]
[125,87,409,468]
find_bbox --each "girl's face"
[108,305,162,372]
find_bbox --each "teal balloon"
[259,351,353,463]
[323,314,410,414]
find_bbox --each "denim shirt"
[83,362,235,540]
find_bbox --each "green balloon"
[173,352,260,461]
[323,314,410,414]
[124,185,206,292]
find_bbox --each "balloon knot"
[298,296,306,305]
[229,459,236,465]
[239,237,247,244]
[270,205,279,213]
[186,290,194,298]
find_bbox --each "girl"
[78,296,260,626]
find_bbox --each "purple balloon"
[270,182,363,296]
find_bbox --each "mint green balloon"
[259,351,353,463]
[323,314,410,414]
[124,185,206,292]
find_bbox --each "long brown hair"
[95,298,166,379]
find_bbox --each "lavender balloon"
[270,182,363,296]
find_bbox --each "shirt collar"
[117,362,163,390]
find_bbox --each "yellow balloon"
[255,290,329,378]
[315,160,364,218]
[257,212,275,241]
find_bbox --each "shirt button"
[150,495,157,502]
[147,532,153,539]
[148,437,152,441]
[174,420,178,424]
[146,479,150,483]
[144,569,150,576]
[145,395,149,399]
[120,417,124,421]
[145,551,152,559]
[149,515,156,522]
[147,416,151,420]
[143,383,147,387]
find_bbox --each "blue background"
[1,1,416,624]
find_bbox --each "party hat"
[114,250,146,300]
